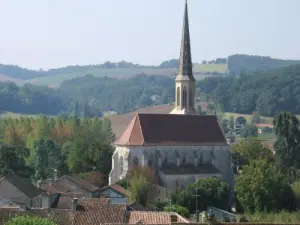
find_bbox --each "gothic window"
[119,156,124,174]
[189,87,193,106]
[176,87,180,107]
[148,160,152,167]
[182,87,187,108]
[182,156,186,165]
[133,156,139,166]
[164,156,168,164]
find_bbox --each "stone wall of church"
[109,144,234,189]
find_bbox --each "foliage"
[5,215,56,225]
[0,145,32,178]
[227,54,300,75]
[221,119,230,134]
[251,111,262,123]
[273,111,300,182]
[235,159,295,212]
[241,211,300,223]
[163,205,189,218]
[129,170,149,206]
[198,64,300,116]
[229,116,235,133]
[0,115,114,180]
[231,138,274,170]
[116,179,130,189]
[170,177,229,213]
[240,124,258,138]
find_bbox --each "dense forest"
[199,64,300,116]
[228,54,300,75]
[1,63,300,117]
[0,114,114,182]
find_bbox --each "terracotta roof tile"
[0,174,42,199]
[99,184,130,198]
[128,211,190,224]
[116,114,227,146]
[74,203,127,224]
[129,202,150,211]
[109,104,174,140]
[64,175,100,192]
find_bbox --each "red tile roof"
[0,203,126,225]
[73,202,127,224]
[128,211,190,224]
[109,104,174,140]
[116,114,227,146]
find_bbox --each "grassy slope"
[25,64,227,87]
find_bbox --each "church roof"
[116,113,227,146]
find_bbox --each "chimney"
[71,198,78,213]
[170,215,178,223]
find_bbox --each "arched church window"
[148,160,152,167]
[120,156,124,174]
[189,87,194,106]
[182,87,187,107]
[182,156,186,165]
[133,156,139,166]
[164,156,168,165]
[176,87,180,107]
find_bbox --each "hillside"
[228,54,300,75]
[0,61,227,87]
[198,64,300,116]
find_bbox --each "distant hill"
[228,54,300,75]
[0,61,227,87]
[198,64,300,116]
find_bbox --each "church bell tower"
[170,0,197,115]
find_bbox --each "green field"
[193,63,227,73]
[23,64,227,87]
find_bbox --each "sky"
[0,0,299,70]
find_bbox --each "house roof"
[128,211,190,224]
[99,184,130,198]
[60,175,100,192]
[128,202,150,211]
[160,164,220,175]
[73,202,127,224]
[116,114,227,146]
[0,174,42,199]
[54,196,109,209]
[0,203,127,225]
[41,182,67,195]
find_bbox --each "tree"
[170,177,229,213]
[32,139,61,181]
[240,124,258,138]
[235,159,295,212]
[229,116,235,133]
[164,205,189,218]
[231,138,274,172]
[221,119,230,134]
[273,111,300,182]
[129,170,150,206]
[0,145,32,178]
[5,216,56,225]
[251,111,262,123]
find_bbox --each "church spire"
[170,0,197,115]
[177,0,195,81]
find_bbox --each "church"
[109,1,234,192]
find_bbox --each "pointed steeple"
[177,0,195,81]
[170,0,197,115]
